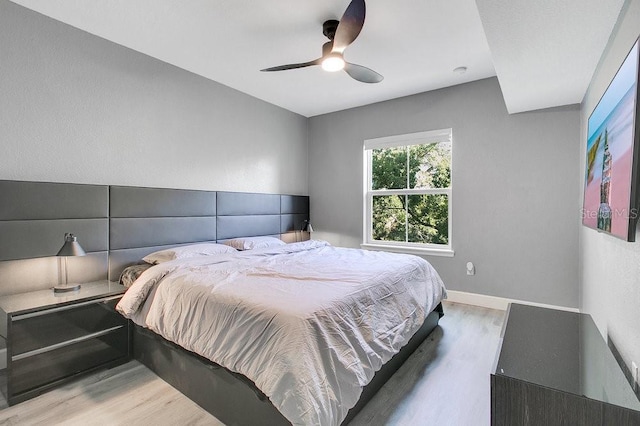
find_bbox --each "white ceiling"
[10,0,625,117]
[476,0,625,114]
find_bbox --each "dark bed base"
[133,303,444,426]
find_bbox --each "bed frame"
[133,305,443,426]
[0,180,444,425]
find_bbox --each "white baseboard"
[445,290,580,313]
[0,348,5,370]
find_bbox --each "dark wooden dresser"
[491,303,640,425]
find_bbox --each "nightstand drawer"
[10,326,128,396]
[10,297,124,356]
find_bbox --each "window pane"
[407,194,448,244]
[372,147,407,190]
[409,141,451,189]
[372,195,406,242]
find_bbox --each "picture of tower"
[597,129,612,232]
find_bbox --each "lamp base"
[53,284,82,293]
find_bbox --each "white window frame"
[361,129,454,257]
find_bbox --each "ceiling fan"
[260,0,383,84]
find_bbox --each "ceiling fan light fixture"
[321,54,345,72]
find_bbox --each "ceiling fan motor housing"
[322,20,339,40]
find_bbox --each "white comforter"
[117,240,446,425]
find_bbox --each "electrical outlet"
[633,361,639,391]
[466,262,475,276]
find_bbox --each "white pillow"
[222,236,285,251]
[143,243,237,264]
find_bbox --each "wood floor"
[0,301,505,425]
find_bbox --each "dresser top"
[0,281,126,315]
[495,303,640,412]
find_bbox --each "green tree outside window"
[370,141,451,245]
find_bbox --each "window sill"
[360,243,455,257]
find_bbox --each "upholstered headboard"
[0,180,309,295]
[108,186,218,280]
[108,187,309,280]
[0,180,109,295]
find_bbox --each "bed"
[0,180,446,425]
[117,240,446,425]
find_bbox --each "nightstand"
[0,281,130,405]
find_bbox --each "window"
[362,129,453,256]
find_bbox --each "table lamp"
[302,220,313,233]
[55,233,86,293]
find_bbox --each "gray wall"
[309,77,581,308]
[0,1,588,311]
[0,0,308,195]
[0,0,308,301]
[580,0,640,384]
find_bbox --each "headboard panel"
[110,186,216,218]
[0,180,108,261]
[109,186,219,279]
[216,215,281,241]
[280,195,310,236]
[0,219,108,261]
[217,192,279,216]
[0,181,309,290]
[108,187,309,281]
[0,180,108,221]
[0,180,109,295]
[216,192,281,241]
[110,217,217,250]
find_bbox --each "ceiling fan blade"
[332,0,366,53]
[344,62,383,83]
[261,59,321,72]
